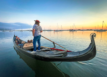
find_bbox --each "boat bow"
[66,33,96,61]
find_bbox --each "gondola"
[13,33,96,61]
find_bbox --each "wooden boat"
[13,33,96,62]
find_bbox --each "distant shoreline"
[0,29,107,32]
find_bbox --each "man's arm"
[32,29,35,36]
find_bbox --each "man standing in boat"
[32,20,42,52]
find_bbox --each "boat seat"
[23,43,33,49]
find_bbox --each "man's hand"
[40,30,43,33]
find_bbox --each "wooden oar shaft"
[41,35,66,49]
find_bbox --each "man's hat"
[34,20,40,23]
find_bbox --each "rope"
[56,62,62,66]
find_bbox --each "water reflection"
[0,31,107,77]
[14,48,69,77]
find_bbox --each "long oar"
[41,35,68,50]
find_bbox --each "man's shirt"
[33,24,42,36]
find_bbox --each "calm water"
[0,31,107,77]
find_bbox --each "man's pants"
[33,35,41,51]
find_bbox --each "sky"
[0,0,107,30]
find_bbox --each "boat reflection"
[14,48,69,77]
